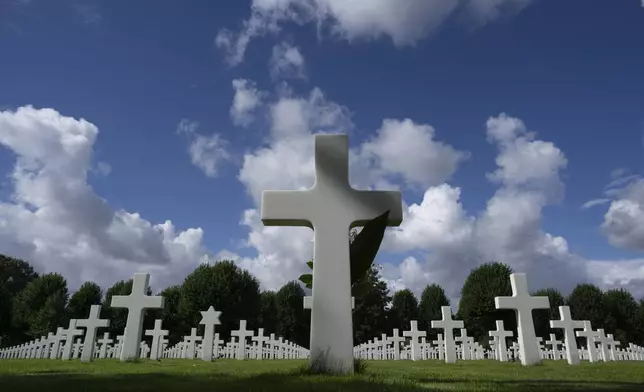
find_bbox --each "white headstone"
[388,328,405,360]
[251,328,269,360]
[199,306,221,361]
[576,321,600,363]
[261,134,402,374]
[545,333,562,360]
[76,304,110,362]
[549,306,584,365]
[110,273,165,361]
[97,332,113,359]
[494,273,549,366]
[431,306,464,364]
[50,327,65,360]
[183,328,202,359]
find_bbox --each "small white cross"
[61,320,84,361]
[251,328,270,360]
[144,319,168,360]
[549,305,584,365]
[575,320,600,363]
[489,320,513,362]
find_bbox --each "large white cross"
[110,273,165,361]
[261,134,402,374]
[61,319,84,361]
[549,305,584,365]
[145,319,168,361]
[76,304,110,362]
[494,273,549,366]
[199,306,221,361]
[489,320,513,362]
[431,306,464,364]
[230,320,254,360]
[575,320,600,363]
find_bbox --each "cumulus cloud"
[270,42,306,80]
[229,84,469,290]
[216,0,535,65]
[177,119,230,178]
[230,79,265,127]
[0,106,212,291]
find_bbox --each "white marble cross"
[489,320,513,362]
[199,306,221,361]
[251,328,269,360]
[61,320,84,361]
[304,296,355,309]
[110,273,165,361]
[595,328,611,362]
[494,273,549,366]
[604,333,620,361]
[431,306,464,364]
[50,327,65,360]
[545,333,562,360]
[549,305,584,365]
[97,332,113,359]
[144,319,168,361]
[575,320,600,363]
[455,329,471,360]
[261,134,402,374]
[184,328,202,359]
[403,320,426,361]
[76,304,110,362]
[231,320,254,360]
[388,328,405,360]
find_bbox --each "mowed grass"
[0,358,643,392]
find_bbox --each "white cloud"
[270,42,306,80]
[602,179,644,251]
[581,198,610,209]
[216,0,534,66]
[0,106,212,291]
[177,119,230,178]
[230,79,265,127]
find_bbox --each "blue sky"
[1,0,643,300]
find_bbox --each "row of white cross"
[354,306,644,366]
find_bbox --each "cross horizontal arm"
[261,190,314,228]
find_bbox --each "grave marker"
[431,306,464,363]
[494,273,549,366]
[110,273,165,361]
[261,134,402,374]
[76,305,110,362]
[549,305,584,365]
[199,306,221,361]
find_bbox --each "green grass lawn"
[0,359,642,392]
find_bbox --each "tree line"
[1,253,643,349]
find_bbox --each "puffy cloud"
[230,79,265,127]
[270,42,306,80]
[602,179,644,251]
[231,84,468,291]
[216,0,534,65]
[177,119,230,178]
[0,106,212,291]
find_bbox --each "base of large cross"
[304,296,355,310]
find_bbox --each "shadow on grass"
[1,371,643,392]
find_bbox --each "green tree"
[276,281,309,347]
[418,284,450,339]
[66,281,102,321]
[12,273,68,340]
[259,291,279,335]
[178,260,261,341]
[634,298,644,346]
[532,288,565,340]
[566,283,607,330]
[458,262,515,344]
[389,289,419,330]
[0,254,38,345]
[0,254,38,296]
[352,265,391,344]
[158,285,182,344]
[603,288,637,345]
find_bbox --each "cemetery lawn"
[0,359,643,392]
